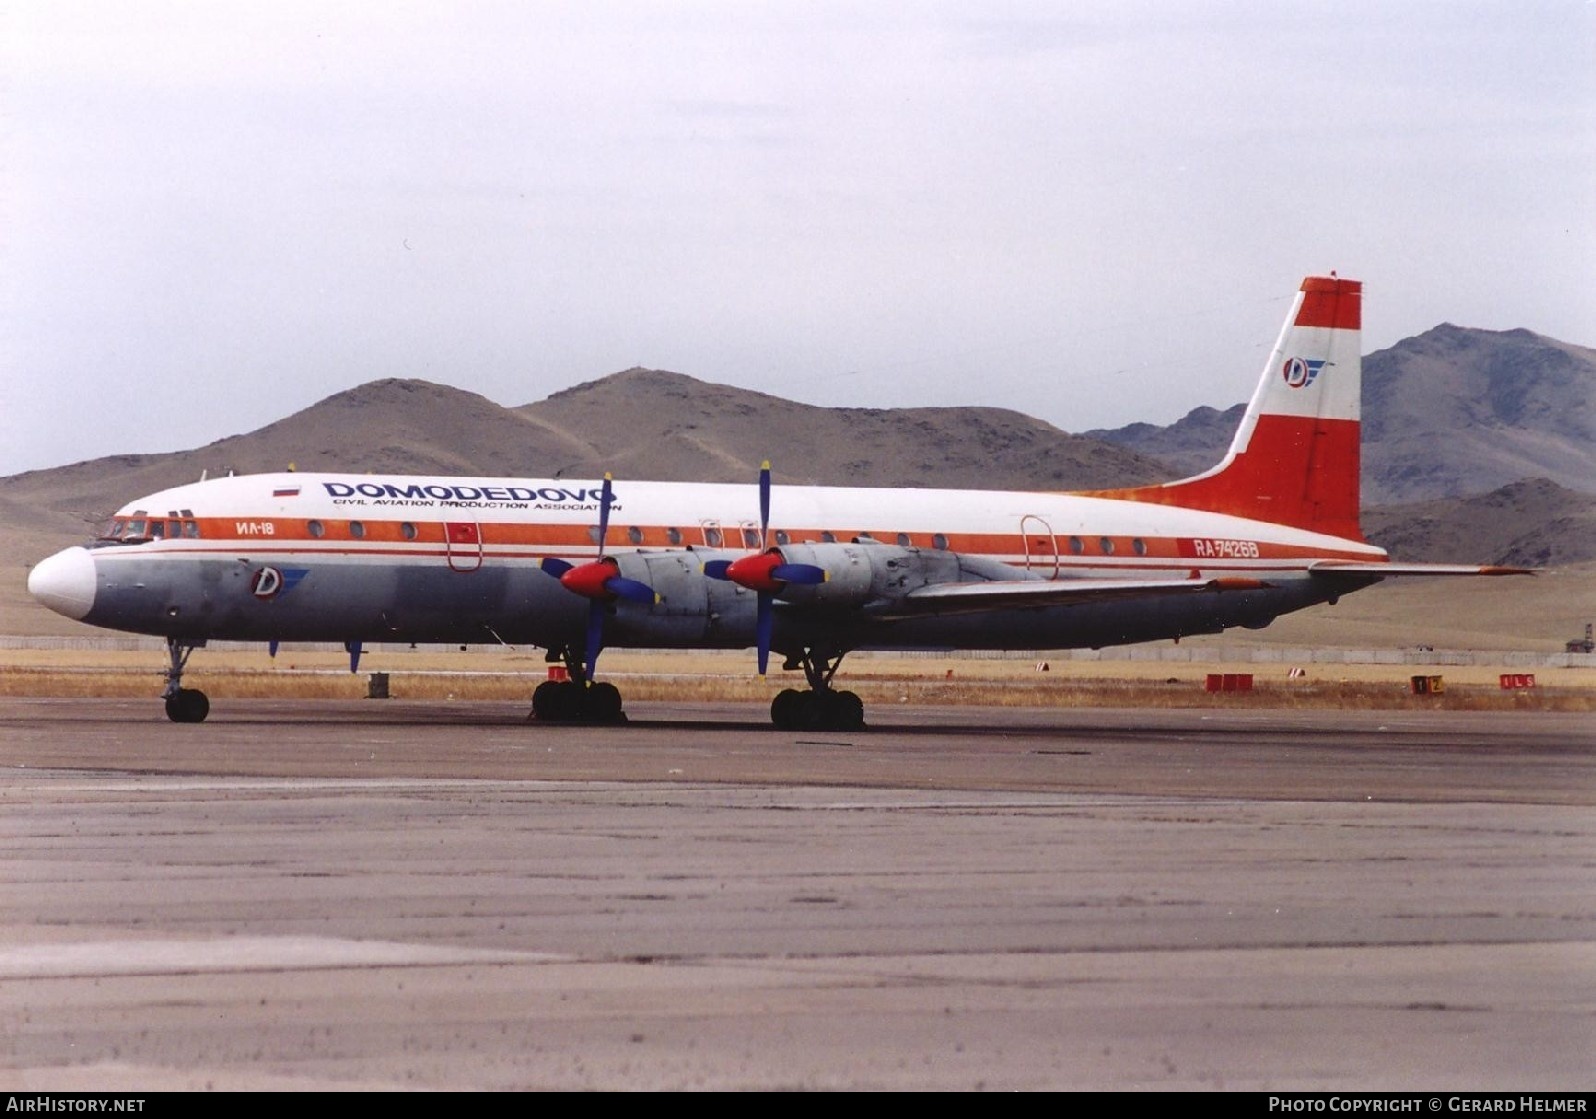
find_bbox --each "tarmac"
[1,697,1593,1091]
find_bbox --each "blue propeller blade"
[756,593,773,676]
[758,460,771,548]
[606,576,657,605]
[540,557,574,577]
[756,461,774,675]
[770,563,827,585]
[597,473,613,549]
[584,602,604,683]
[585,474,618,681]
[702,559,733,580]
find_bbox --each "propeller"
[703,461,825,675]
[539,474,656,680]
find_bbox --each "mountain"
[1089,326,1596,502]
[0,369,1169,545]
[1363,478,1596,568]
[1084,404,1246,480]
[0,379,567,541]
[517,368,1162,488]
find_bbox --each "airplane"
[26,274,1528,729]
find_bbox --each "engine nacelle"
[766,542,1020,610]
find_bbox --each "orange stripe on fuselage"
[156,520,1377,568]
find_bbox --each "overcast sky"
[3,1,1592,477]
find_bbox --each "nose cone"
[28,546,97,620]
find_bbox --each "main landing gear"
[162,637,210,723]
[770,648,865,732]
[529,646,626,724]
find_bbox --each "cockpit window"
[97,510,201,544]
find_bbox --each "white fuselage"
[32,470,1385,655]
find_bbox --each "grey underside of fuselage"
[81,554,1365,654]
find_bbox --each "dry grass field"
[2,645,1591,712]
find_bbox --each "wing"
[873,575,1271,619]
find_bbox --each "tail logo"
[1281,356,1326,389]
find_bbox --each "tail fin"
[1098,274,1364,541]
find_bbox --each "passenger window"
[666,527,682,546]
[1069,536,1084,555]
[627,526,643,545]
[774,530,791,546]
[308,520,325,538]
[349,521,365,539]
[401,522,417,540]
[932,533,949,550]
[1099,537,1114,554]
[1133,538,1147,556]
[896,533,912,547]
[742,527,760,548]
[820,531,837,544]
[704,527,722,547]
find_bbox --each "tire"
[830,690,865,731]
[164,688,209,723]
[771,688,807,730]
[532,680,582,722]
[582,681,624,723]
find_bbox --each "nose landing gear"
[162,637,210,723]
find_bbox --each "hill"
[1089,326,1596,502]
[0,370,1170,541]
[518,368,1162,488]
[1363,478,1596,568]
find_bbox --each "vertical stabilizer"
[1095,275,1364,540]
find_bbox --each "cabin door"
[445,522,483,572]
[1020,515,1059,578]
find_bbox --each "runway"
[2,698,1593,1090]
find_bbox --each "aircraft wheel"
[582,681,624,723]
[531,681,563,721]
[164,688,210,724]
[532,680,583,722]
[771,688,807,730]
[809,689,863,732]
[829,690,865,731]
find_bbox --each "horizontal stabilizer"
[1309,561,1534,578]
